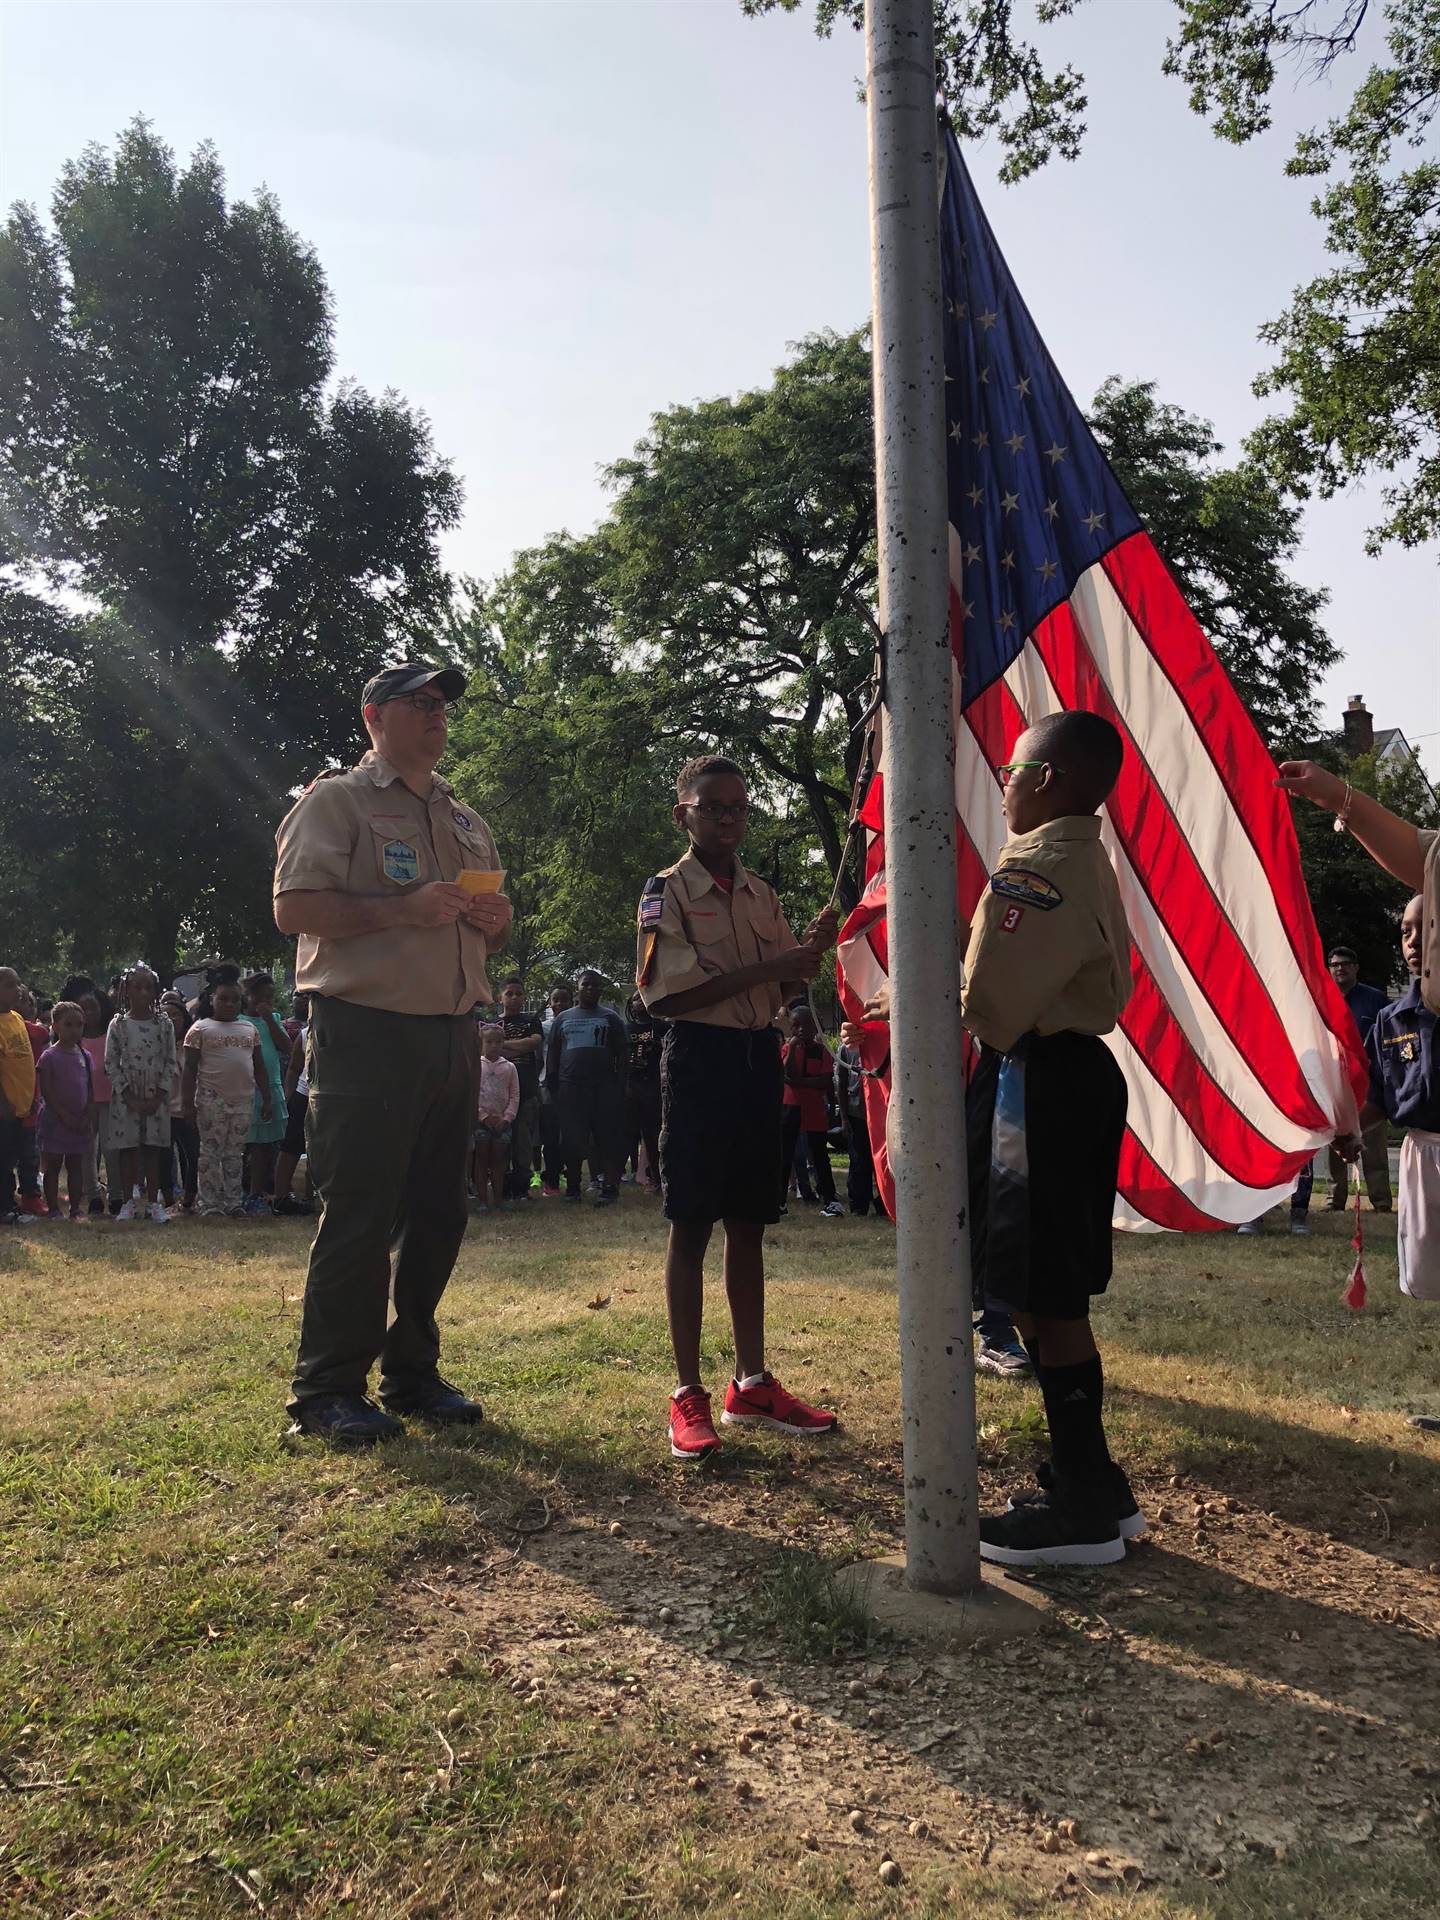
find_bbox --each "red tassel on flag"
[1343,1169,1367,1312]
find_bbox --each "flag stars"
[1041,498,1060,524]
[1000,549,1016,572]
[966,483,985,508]
[1000,490,1020,515]
[972,428,990,451]
[1013,374,1032,399]
[948,296,968,321]
[962,541,981,568]
[1036,557,1058,584]
[1083,508,1107,534]
[978,308,998,330]
[998,607,1017,633]
[979,365,991,385]
[958,597,975,622]
[1004,429,1026,456]
[1044,442,1069,467]
[949,419,965,444]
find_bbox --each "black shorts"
[660,1023,783,1226]
[281,1090,308,1159]
[967,1031,1127,1321]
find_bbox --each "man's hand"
[801,906,840,953]
[1275,760,1347,812]
[403,881,469,928]
[863,982,892,1023]
[1334,1132,1363,1163]
[840,1020,865,1050]
[771,945,821,983]
[461,892,515,941]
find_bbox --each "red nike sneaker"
[669,1386,721,1460]
[721,1373,838,1436]
[18,1194,46,1218]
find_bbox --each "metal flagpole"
[864,0,979,1591]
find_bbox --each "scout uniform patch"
[990,868,1063,910]
[381,840,420,884]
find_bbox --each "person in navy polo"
[1325,944,1392,1211]
[1346,899,1439,1432]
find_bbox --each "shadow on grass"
[1115,1384,1440,1570]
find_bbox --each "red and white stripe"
[838,528,1369,1232]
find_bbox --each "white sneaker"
[820,1200,845,1218]
[150,1201,171,1224]
[115,1200,138,1222]
[1235,1220,1261,1235]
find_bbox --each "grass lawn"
[2,1190,1437,1919]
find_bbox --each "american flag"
[837,127,1368,1231]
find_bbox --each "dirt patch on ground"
[402,1461,1440,1902]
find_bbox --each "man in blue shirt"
[545,972,628,1206]
[1325,945,1393,1211]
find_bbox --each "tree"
[1248,1,1440,549]
[0,120,460,977]
[749,3,1440,544]
[469,328,880,934]
[457,334,1340,977]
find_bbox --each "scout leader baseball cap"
[361,661,468,708]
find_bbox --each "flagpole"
[864,0,979,1591]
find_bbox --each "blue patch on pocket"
[382,840,420,884]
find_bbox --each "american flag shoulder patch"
[638,875,667,929]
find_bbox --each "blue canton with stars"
[941,126,1140,707]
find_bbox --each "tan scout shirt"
[274,750,500,1017]
[635,849,796,1031]
[961,815,1133,1054]
[1421,828,1439,1018]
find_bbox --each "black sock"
[1037,1355,1112,1481]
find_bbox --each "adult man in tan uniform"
[274,663,511,1445]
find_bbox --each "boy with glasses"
[637,756,840,1459]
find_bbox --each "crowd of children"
[1,950,883,1232]
[0,963,297,1224]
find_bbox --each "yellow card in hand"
[457,869,505,895]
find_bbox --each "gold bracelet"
[1333,780,1354,834]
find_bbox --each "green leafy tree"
[752,3,1439,544]
[1248,1,1440,549]
[0,120,460,978]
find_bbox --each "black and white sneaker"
[1007,1460,1146,1540]
[980,1481,1124,1568]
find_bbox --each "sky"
[2,0,1436,775]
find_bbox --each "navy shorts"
[660,1023,783,1226]
[967,1031,1127,1320]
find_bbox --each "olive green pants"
[289,994,478,1409]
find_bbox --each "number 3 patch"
[1001,904,1025,933]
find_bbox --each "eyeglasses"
[995,761,1061,787]
[683,801,750,822]
[390,692,450,716]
